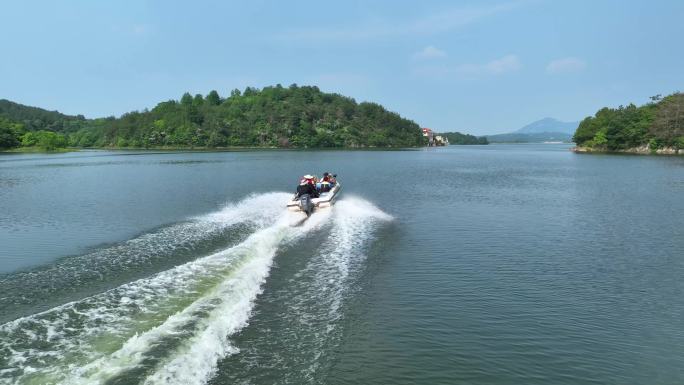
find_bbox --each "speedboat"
[287,180,341,216]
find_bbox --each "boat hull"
[287,183,341,212]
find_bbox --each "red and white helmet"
[300,174,314,185]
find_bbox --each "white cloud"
[276,1,528,42]
[546,57,586,73]
[415,54,522,80]
[454,54,522,76]
[484,54,522,74]
[409,2,523,35]
[414,46,447,60]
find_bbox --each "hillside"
[443,131,488,145]
[0,99,92,149]
[0,99,88,132]
[573,93,684,153]
[0,85,424,150]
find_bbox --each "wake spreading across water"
[288,198,392,380]
[213,196,393,385]
[0,192,288,320]
[0,193,392,385]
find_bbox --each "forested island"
[443,131,489,145]
[573,93,684,154]
[0,85,424,151]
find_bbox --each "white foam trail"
[0,194,388,385]
[139,211,331,385]
[68,210,331,385]
[316,196,393,300]
[0,192,302,385]
[317,196,392,322]
[268,196,393,380]
[0,192,292,316]
[142,227,285,385]
[199,192,292,228]
[63,226,284,384]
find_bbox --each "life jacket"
[300,178,315,186]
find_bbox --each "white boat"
[287,181,341,216]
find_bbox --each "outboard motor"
[299,194,314,217]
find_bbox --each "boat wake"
[0,193,392,385]
[0,192,289,320]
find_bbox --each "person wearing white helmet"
[296,174,319,198]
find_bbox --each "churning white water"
[0,193,391,385]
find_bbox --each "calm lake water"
[1,144,683,385]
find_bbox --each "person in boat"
[296,174,319,199]
[318,172,337,192]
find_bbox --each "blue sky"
[2,0,683,135]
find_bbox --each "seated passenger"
[321,172,336,186]
[299,174,316,186]
[296,175,319,198]
[319,180,331,193]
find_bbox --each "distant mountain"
[515,117,578,134]
[486,132,573,143]
[486,118,578,143]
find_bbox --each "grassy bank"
[1,146,75,153]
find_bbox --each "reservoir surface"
[1,144,683,384]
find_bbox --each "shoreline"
[0,146,74,154]
[571,145,682,155]
[1,145,425,154]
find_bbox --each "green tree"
[22,130,67,150]
[0,127,19,148]
[650,93,684,146]
[21,132,37,146]
[0,118,23,148]
[443,131,489,145]
[206,90,221,106]
[573,101,656,150]
[593,128,608,146]
[180,92,193,105]
[1,86,425,150]
[192,94,204,106]
[674,136,684,149]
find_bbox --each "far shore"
[1,145,425,154]
[571,145,682,155]
[1,146,74,154]
[1,143,581,155]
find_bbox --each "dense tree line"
[573,93,684,151]
[0,85,424,150]
[0,99,88,149]
[0,99,89,132]
[443,131,488,145]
